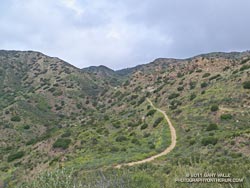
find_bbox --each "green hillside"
[0,50,249,188]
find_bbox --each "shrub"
[189,81,196,90]
[123,80,130,86]
[23,125,30,129]
[201,82,208,88]
[7,151,25,162]
[243,81,250,89]
[209,74,221,81]
[240,64,250,71]
[110,146,119,152]
[241,58,250,64]
[170,100,182,106]
[53,138,71,149]
[115,136,127,142]
[210,105,219,112]
[113,122,121,129]
[148,142,155,149]
[137,97,146,105]
[201,137,218,146]
[114,91,122,97]
[146,109,156,116]
[61,130,71,137]
[220,114,233,120]
[26,138,37,146]
[11,116,21,122]
[177,86,184,91]
[202,73,211,78]
[206,123,218,131]
[196,69,202,73]
[189,139,196,145]
[131,138,140,145]
[48,87,56,93]
[153,117,164,127]
[141,123,148,130]
[177,72,184,78]
[190,93,196,101]
[223,66,230,71]
[168,93,180,99]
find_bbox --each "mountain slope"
[0,50,249,188]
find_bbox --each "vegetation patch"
[8,151,25,162]
[206,123,218,131]
[168,93,180,99]
[243,81,250,89]
[53,138,71,149]
[220,114,233,120]
[210,105,219,112]
[10,115,21,122]
[201,136,218,146]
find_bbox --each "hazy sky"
[0,0,250,69]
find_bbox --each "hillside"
[0,50,249,188]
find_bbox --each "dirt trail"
[115,98,177,168]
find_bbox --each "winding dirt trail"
[115,98,177,168]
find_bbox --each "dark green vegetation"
[243,81,250,89]
[7,151,25,162]
[53,138,71,149]
[0,50,250,188]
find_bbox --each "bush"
[170,100,182,106]
[189,139,196,145]
[61,130,71,137]
[8,151,25,162]
[206,123,218,131]
[243,81,250,89]
[115,136,127,142]
[196,69,202,73]
[240,64,250,71]
[177,86,184,91]
[23,125,30,129]
[241,58,250,64]
[210,105,219,112]
[177,72,184,78]
[220,114,233,120]
[48,87,56,93]
[53,138,71,149]
[131,138,140,145]
[137,97,146,105]
[201,136,218,146]
[110,146,119,152]
[153,117,164,127]
[189,81,196,89]
[223,66,230,71]
[146,109,156,116]
[168,93,180,99]
[209,74,221,81]
[202,73,211,78]
[190,93,196,101]
[11,116,21,122]
[141,124,148,130]
[201,82,208,88]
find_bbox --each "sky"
[0,0,250,70]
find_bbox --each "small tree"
[8,151,25,162]
[141,123,148,130]
[11,116,21,122]
[201,82,208,88]
[206,123,218,131]
[243,81,250,89]
[190,93,196,101]
[201,137,218,146]
[53,138,71,149]
[210,105,219,112]
[220,114,233,120]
